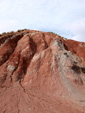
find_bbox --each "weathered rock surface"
[0,30,85,113]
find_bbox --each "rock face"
[0,30,85,113]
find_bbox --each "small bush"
[48,32,57,35]
[2,32,7,36]
[17,29,27,32]
[0,34,2,37]
[9,31,14,34]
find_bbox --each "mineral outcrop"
[0,30,85,113]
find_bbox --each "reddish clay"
[0,30,85,113]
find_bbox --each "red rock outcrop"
[0,30,85,113]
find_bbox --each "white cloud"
[0,0,85,42]
[0,20,19,33]
[60,18,85,42]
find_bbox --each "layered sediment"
[0,30,85,113]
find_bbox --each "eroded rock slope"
[0,30,85,113]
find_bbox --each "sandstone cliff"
[0,29,85,113]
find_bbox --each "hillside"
[0,29,85,113]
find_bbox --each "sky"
[0,0,85,42]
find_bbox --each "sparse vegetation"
[0,31,14,37]
[60,36,67,40]
[47,32,57,35]
[17,29,27,32]
[47,32,67,40]
[17,30,23,32]
[9,31,15,34]
[0,29,28,37]
[1,32,7,36]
